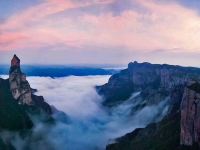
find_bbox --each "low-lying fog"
[0,75,169,150]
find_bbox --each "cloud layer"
[20,75,169,150]
[28,75,110,119]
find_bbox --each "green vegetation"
[188,82,200,93]
[0,137,15,150]
[107,112,180,150]
[107,112,199,150]
[0,78,33,131]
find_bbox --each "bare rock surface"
[9,55,52,114]
[181,81,200,146]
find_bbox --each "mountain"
[97,61,200,107]
[181,81,200,146]
[9,55,52,114]
[97,61,200,150]
[0,77,33,131]
[0,65,117,77]
[0,55,53,149]
[1,55,200,150]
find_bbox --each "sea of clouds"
[0,75,169,150]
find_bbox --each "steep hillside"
[97,61,200,107]
[97,61,200,150]
[0,55,54,149]
[106,82,200,150]
[0,78,33,130]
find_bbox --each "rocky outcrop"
[105,80,200,150]
[106,112,182,150]
[106,84,186,150]
[0,78,33,130]
[97,61,200,107]
[9,55,33,105]
[181,81,200,146]
[9,55,52,114]
[31,94,52,114]
[0,55,59,149]
[0,55,54,131]
[102,61,200,150]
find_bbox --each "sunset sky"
[1,0,200,66]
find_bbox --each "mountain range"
[97,61,200,150]
[0,56,200,150]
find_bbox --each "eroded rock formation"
[9,54,33,105]
[181,81,200,146]
[99,61,200,150]
[97,61,200,107]
[9,55,52,114]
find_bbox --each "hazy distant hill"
[0,65,119,77]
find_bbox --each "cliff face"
[181,81,200,146]
[0,78,33,130]
[0,55,53,132]
[8,55,52,114]
[97,61,200,107]
[102,61,200,150]
[107,112,182,150]
[106,85,186,150]
[0,55,65,149]
[105,83,200,150]
[9,55,33,105]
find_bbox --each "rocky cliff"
[97,61,200,107]
[9,55,52,114]
[0,54,53,128]
[99,61,200,150]
[9,54,33,105]
[181,81,200,146]
[0,55,55,149]
[0,78,33,130]
[106,82,200,150]
[106,82,185,150]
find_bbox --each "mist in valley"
[0,75,169,150]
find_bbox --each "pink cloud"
[0,0,115,50]
[79,0,200,51]
[0,32,28,50]
[1,0,200,55]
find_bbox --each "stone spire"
[9,55,33,105]
[7,55,52,113]
[10,54,21,74]
[11,54,20,67]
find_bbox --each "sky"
[1,0,200,66]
